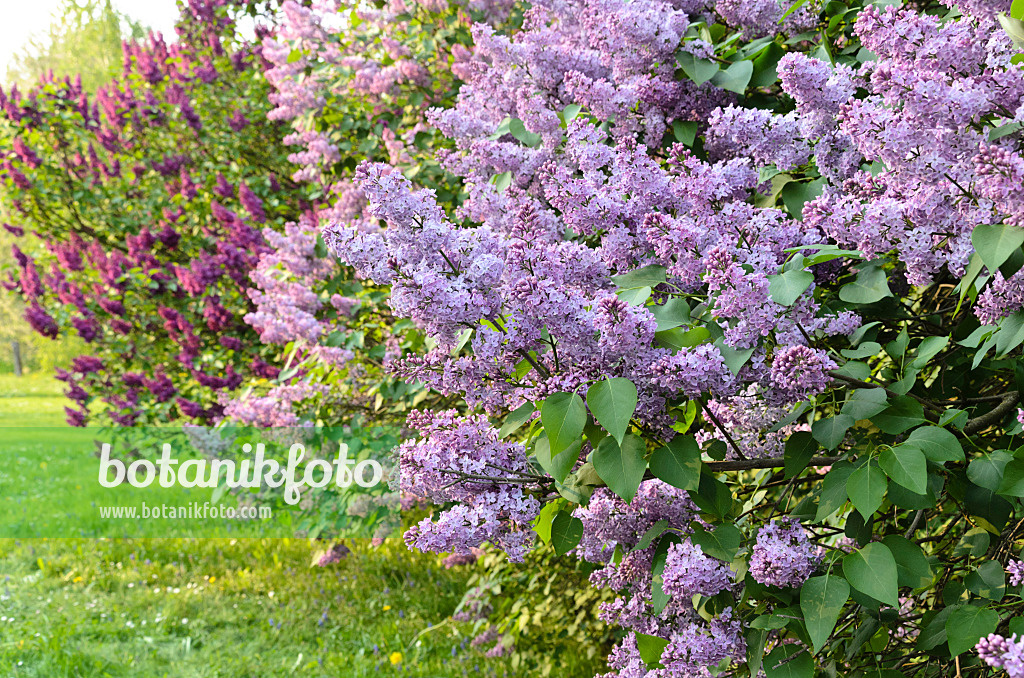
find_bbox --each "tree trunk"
[11,340,22,377]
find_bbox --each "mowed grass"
[0,374,535,677]
[0,538,511,678]
[0,373,67,427]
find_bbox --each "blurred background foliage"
[0,0,141,376]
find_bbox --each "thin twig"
[700,399,748,460]
[829,371,943,414]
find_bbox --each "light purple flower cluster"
[1008,558,1024,587]
[749,517,819,588]
[661,540,733,599]
[399,410,541,562]
[570,483,748,674]
[314,541,351,566]
[708,2,1024,318]
[769,345,837,405]
[978,633,1024,678]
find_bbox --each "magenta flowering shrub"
[0,0,309,425]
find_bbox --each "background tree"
[5,0,147,93]
[0,0,146,376]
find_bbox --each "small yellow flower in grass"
[389,652,402,665]
[209,576,216,583]
[382,605,391,611]
[72,576,83,583]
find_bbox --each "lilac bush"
[309,0,1024,675]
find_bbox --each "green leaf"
[910,335,950,369]
[843,542,899,607]
[587,377,639,445]
[784,430,818,478]
[672,120,699,146]
[648,436,701,490]
[634,520,671,552]
[711,60,754,94]
[881,535,932,590]
[968,450,1013,491]
[555,464,599,504]
[812,414,855,450]
[841,341,882,360]
[611,264,668,289]
[650,297,691,331]
[781,179,825,220]
[966,561,1006,601]
[656,326,712,351]
[688,471,734,520]
[714,339,755,375]
[996,309,1024,356]
[491,171,512,192]
[499,402,535,438]
[534,437,581,484]
[842,388,889,421]
[839,264,891,304]
[904,426,964,463]
[973,222,1024,273]
[550,511,583,556]
[768,270,815,306]
[635,633,669,667]
[750,615,791,630]
[879,444,928,494]
[916,605,958,651]
[540,392,587,456]
[955,527,992,558]
[747,627,770,677]
[763,644,813,678]
[847,462,887,520]
[939,408,969,430]
[676,51,719,85]
[560,104,582,126]
[800,575,850,653]
[872,397,926,434]
[593,434,648,504]
[946,605,999,656]
[999,457,1024,496]
[617,286,652,306]
[798,245,864,266]
[816,465,854,521]
[781,0,812,21]
[489,117,512,139]
[532,501,561,543]
[689,523,741,562]
[509,118,542,147]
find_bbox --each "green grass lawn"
[0,373,67,427]
[0,374,532,677]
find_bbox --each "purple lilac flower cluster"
[977,633,1024,677]
[399,410,541,561]
[749,517,820,588]
[709,3,1024,321]
[1008,558,1024,587]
